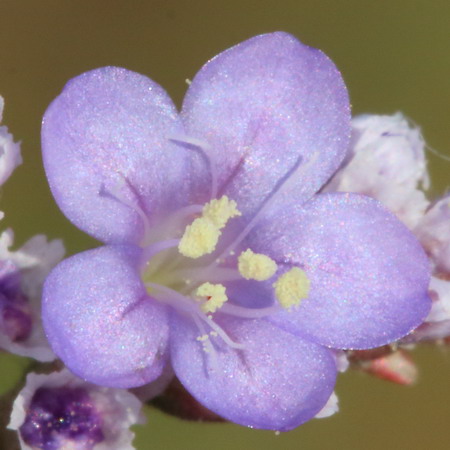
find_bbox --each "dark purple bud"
[1,302,32,342]
[0,260,33,342]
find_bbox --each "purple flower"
[41,32,431,430]
[8,369,143,450]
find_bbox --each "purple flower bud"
[8,370,144,450]
[20,386,104,449]
[1,301,33,342]
[0,260,33,342]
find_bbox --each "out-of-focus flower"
[8,369,144,450]
[403,276,450,342]
[0,95,22,186]
[0,97,64,361]
[352,348,418,385]
[415,195,450,275]
[0,229,64,361]
[325,113,429,228]
[41,32,430,430]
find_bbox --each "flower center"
[141,193,310,356]
[116,136,315,356]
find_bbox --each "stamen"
[165,204,204,222]
[273,267,310,310]
[147,283,199,316]
[220,302,282,319]
[100,178,151,243]
[202,196,241,228]
[173,267,241,284]
[202,315,245,350]
[238,248,278,281]
[147,282,244,350]
[214,153,319,263]
[178,196,241,259]
[195,282,228,314]
[169,135,218,199]
[178,217,221,258]
[141,239,179,267]
[192,314,216,358]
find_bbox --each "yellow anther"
[202,196,241,229]
[178,196,241,259]
[178,217,221,258]
[273,267,310,310]
[196,282,228,314]
[238,249,278,281]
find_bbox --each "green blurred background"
[0,1,449,449]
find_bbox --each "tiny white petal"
[314,392,339,419]
[426,277,450,323]
[334,351,350,373]
[415,195,450,275]
[0,98,22,185]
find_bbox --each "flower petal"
[182,32,350,213]
[170,314,336,431]
[249,192,431,349]
[42,67,189,244]
[42,245,169,388]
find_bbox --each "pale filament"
[190,313,219,372]
[99,175,153,245]
[147,282,245,350]
[172,267,242,284]
[140,142,317,355]
[169,135,219,199]
[220,302,282,319]
[213,152,319,266]
[141,239,179,266]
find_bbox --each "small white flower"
[427,277,450,323]
[0,96,22,186]
[326,113,429,228]
[334,351,350,373]
[314,392,339,419]
[403,277,450,342]
[415,195,450,276]
[8,369,145,450]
